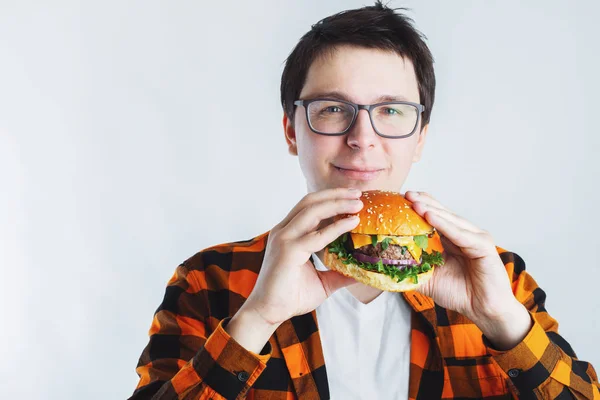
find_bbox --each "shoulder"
[495,245,548,309]
[495,245,528,281]
[179,230,270,288]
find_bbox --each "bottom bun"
[323,248,434,292]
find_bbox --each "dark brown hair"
[280,1,436,129]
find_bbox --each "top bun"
[336,190,434,236]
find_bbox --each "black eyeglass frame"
[293,98,426,139]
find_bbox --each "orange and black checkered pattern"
[130,231,599,399]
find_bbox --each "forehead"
[299,45,420,104]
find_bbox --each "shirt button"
[237,371,250,382]
[508,368,520,378]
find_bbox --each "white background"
[1,1,598,398]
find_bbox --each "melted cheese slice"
[350,232,374,248]
[349,233,423,261]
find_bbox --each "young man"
[130,2,599,399]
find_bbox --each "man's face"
[284,45,428,193]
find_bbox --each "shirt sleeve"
[129,263,272,400]
[484,249,600,399]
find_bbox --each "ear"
[283,113,298,156]
[412,123,429,163]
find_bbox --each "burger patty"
[355,242,415,261]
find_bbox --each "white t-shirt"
[312,253,412,400]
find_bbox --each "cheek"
[388,137,420,167]
[296,116,339,155]
[299,135,338,166]
[295,123,335,169]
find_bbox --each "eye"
[323,106,343,113]
[382,107,402,115]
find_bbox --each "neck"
[316,248,383,304]
[316,248,326,263]
[346,283,384,304]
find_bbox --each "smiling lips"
[334,164,384,181]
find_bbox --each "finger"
[297,213,360,254]
[278,187,362,229]
[422,210,491,259]
[404,191,450,212]
[317,270,356,297]
[282,197,363,240]
[439,234,462,256]
[412,201,482,233]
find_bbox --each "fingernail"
[348,188,361,195]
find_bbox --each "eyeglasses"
[293,98,425,139]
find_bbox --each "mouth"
[333,165,384,181]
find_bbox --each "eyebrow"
[302,90,411,103]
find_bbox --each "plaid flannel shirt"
[130,231,599,399]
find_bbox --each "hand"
[230,188,362,348]
[404,191,532,349]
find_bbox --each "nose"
[346,109,378,150]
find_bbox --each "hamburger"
[324,190,445,292]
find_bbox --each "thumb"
[317,270,356,298]
[440,235,461,257]
[415,276,433,298]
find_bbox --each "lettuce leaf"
[326,234,444,284]
[413,234,428,250]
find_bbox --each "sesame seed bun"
[334,190,434,236]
